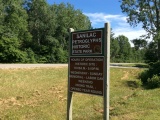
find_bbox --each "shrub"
[139,61,160,88]
[147,75,160,89]
[139,70,150,84]
[148,61,160,76]
[135,79,143,87]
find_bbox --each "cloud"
[84,12,148,44]
[84,12,126,26]
[114,28,146,39]
[112,21,146,39]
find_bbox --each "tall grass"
[0,67,160,120]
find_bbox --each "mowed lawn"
[0,67,160,120]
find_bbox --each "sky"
[47,0,147,45]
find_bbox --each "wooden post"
[67,28,74,120]
[104,23,110,120]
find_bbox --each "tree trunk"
[158,40,160,61]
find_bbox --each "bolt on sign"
[69,29,105,96]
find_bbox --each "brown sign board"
[69,28,105,96]
[67,24,110,120]
[71,30,104,56]
[69,57,104,96]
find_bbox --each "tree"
[110,30,120,62]
[51,3,92,62]
[120,0,160,60]
[116,35,131,62]
[0,0,4,34]
[0,1,92,63]
[131,38,147,50]
[25,0,59,63]
[0,0,31,62]
[145,41,158,63]
[26,1,92,63]
[53,3,92,52]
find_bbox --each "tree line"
[0,0,158,63]
[110,32,158,63]
[0,0,92,63]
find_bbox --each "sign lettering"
[71,30,103,55]
[70,57,104,96]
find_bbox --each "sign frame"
[67,23,110,120]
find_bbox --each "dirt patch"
[0,97,22,110]
[0,85,67,111]
[121,71,129,80]
[49,86,67,101]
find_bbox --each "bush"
[139,70,150,84]
[147,75,160,89]
[139,61,160,88]
[135,79,143,88]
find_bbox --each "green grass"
[0,67,160,120]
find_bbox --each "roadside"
[0,64,68,69]
[0,63,148,69]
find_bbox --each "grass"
[0,67,160,120]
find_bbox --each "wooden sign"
[71,29,104,56]
[69,57,104,96]
[69,29,104,96]
[67,23,110,120]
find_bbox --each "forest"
[0,0,158,63]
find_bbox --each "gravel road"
[0,63,141,69]
[0,64,68,69]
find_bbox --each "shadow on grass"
[124,80,143,89]
[125,80,158,90]
[134,64,149,68]
[126,81,140,88]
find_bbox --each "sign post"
[67,28,74,120]
[67,23,110,120]
[104,23,110,120]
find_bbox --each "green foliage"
[139,70,150,84]
[139,61,160,88]
[145,41,158,63]
[131,38,147,50]
[147,75,160,89]
[0,0,92,63]
[0,0,31,63]
[110,33,146,63]
[110,31,120,62]
[148,61,160,77]
[25,48,36,63]
[111,35,132,62]
[134,79,142,88]
[120,0,160,60]
[0,32,27,63]
[24,1,92,63]
[55,47,68,63]
[120,0,160,36]
[0,0,151,63]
